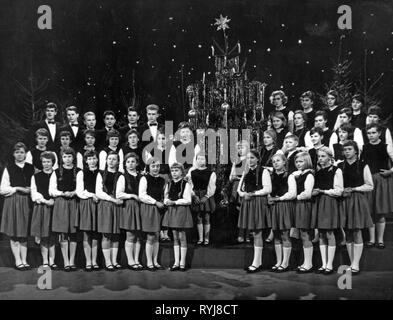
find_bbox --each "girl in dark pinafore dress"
[49,147,80,271]
[292,152,315,273]
[163,163,193,271]
[361,123,393,249]
[237,149,272,273]
[30,151,58,269]
[188,154,216,246]
[116,152,143,270]
[339,140,374,275]
[0,142,34,270]
[268,153,296,273]
[75,150,100,271]
[96,151,123,271]
[312,147,343,275]
[139,157,166,271]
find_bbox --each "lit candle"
[238,42,241,53]
[202,72,205,84]
[211,46,215,56]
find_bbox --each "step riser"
[0,243,391,271]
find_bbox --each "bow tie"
[149,123,158,127]
[47,120,55,124]
[71,124,79,127]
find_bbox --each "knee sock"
[319,245,327,269]
[376,222,386,244]
[91,240,98,265]
[102,248,111,266]
[83,240,92,266]
[303,247,313,268]
[111,245,119,265]
[326,246,336,270]
[134,241,141,264]
[125,240,135,265]
[20,242,28,265]
[60,241,70,266]
[352,243,363,271]
[204,224,211,241]
[252,246,263,267]
[49,245,55,266]
[197,224,203,241]
[145,243,153,267]
[153,242,159,265]
[346,242,354,264]
[180,247,187,267]
[368,225,375,243]
[281,246,292,268]
[41,245,49,265]
[10,241,22,266]
[69,242,77,266]
[173,245,180,266]
[274,244,282,267]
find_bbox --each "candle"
[224,88,227,100]
[238,42,241,53]
[211,46,215,56]
[202,72,205,84]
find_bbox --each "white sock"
[10,240,22,266]
[125,241,135,265]
[111,245,119,265]
[197,224,203,241]
[252,246,263,267]
[83,241,92,266]
[92,240,98,265]
[153,242,160,265]
[60,241,70,266]
[368,225,375,243]
[173,245,180,266]
[49,245,55,265]
[20,243,28,265]
[145,243,153,267]
[304,247,313,269]
[69,242,77,266]
[327,246,336,270]
[274,244,282,267]
[282,247,292,268]
[41,245,49,265]
[134,241,141,264]
[319,245,327,269]
[180,247,187,267]
[352,243,363,271]
[346,242,353,264]
[204,224,211,241]
[102,248,111,266]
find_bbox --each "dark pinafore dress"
[0,163,34,238]
[333,143,344,162]
[294,171,314,229]
[173,140,195,174]
[338,160,373,229]
[147,144,170,182]
[140,174,166,233]
[97,171,122,234]
[119,172,141,231]
[76,169,99,232]
[229,159,247,204]
[191,168,216,214]
[259,146,277,168]
[287,150,300,175]
[238,167,271,230]
[31,171,53,238]
[122,145,144,172]
[361,142,393,220]
[311,166,340,229]
[162,179,193,229]
[30,148,47,171]
[52,167,80,234]
[269,172,294,231]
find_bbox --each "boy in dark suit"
[60,106,84,152]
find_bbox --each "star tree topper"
[214,14,231,31]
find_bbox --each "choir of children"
[0,91,391,275]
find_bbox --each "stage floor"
[0,267,392,300]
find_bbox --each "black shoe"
[69,265,77,272]
[154,264,165,270]
[64,265,71,272]
[179,265,186,272]
[113,263,123,269]
[92,264,101,271]
[146,265,156,272]
[323,268,334,275]
[365,241,375,248]
[270,265,279,272]
[105,264,116,272]
[276,265,290,273]
[15,264,25,271]
[23,263,32,270]
[170,265,180,271]
[315,267,326,274]
[50,264,60,270]
[376,242,385,249]
[297,266,313,274]
[84,265,93,272]
[246,265,262,273]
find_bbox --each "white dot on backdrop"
[281,23,285,27]
[173,44,176,48]
[207,71,211,75]
[198,44,202,48]
[321,69,325,72]
[112,41,116,45]
[280,39,283,43]
[248,49,252,52]
[306,60,310,64]
[298,39,302,44]
[253,40,257,43]
[169,17,173,20]
[267,48,271,52]
[171,58,175,62]
[136,61,139,64]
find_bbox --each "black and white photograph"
[0,0,393,306]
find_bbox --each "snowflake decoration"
[214,14,231,31]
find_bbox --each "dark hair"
[300,91,315,102]
[124,152,140,165]
[294,110,307,123]
[103,110,116,119]
[13,142,27,153]
[40,151,56,164]
[127,106,139,114]
[126,129,140,141]
[367,106,382,117]
[58,147,77,182]
[342,140,359,155]
[83,129,96,138]
[66,105,78,113]
[83,150,98,161]
[315,110,328,121]
[178,121,191,130]
[35,128,50,139]
[352,94,364,105]
[106,129,120,141]
[338,107,353,118]
[59,130,72,139]
[310,126,324,137]
[327,90,338,100]
[366,123,382,133]
[46,102,58,111]
[338,123,355,140]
